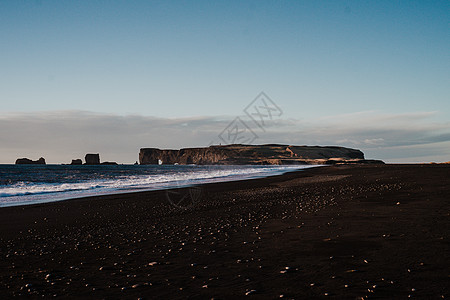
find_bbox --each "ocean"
[0,164,314,207]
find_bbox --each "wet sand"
[0,164,449,299]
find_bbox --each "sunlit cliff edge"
[139,144,384,165]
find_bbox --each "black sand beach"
[0,164,449,299]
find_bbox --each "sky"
[1,0,449,163]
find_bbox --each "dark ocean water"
[0,164,314,207]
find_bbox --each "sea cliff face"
[139,144,382,165]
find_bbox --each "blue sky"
[1,1,449,163]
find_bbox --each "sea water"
[0,164,315,207]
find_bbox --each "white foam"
[0,165,314,207]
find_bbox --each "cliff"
[139,144,383,165]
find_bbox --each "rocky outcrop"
[70,159,83,165]
[101,161,118,165]
[85,154,100,165]
[15,157,46,165]
[139,144,383,165]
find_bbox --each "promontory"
[139,144,383,165]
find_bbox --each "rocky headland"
[139,144,383,165]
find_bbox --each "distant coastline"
[11,144,385,166]
[139,144,384,165]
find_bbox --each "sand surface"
[0,164,449,299]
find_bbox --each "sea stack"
[70,159,83,165]
[15,157,46,165]
[85,154,100,165]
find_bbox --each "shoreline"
[0,164,314,208]
[0,169,320,214]
[0,164,449,298]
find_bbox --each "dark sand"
[0,164,449,299]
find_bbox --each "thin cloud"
[0,110,449,163]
